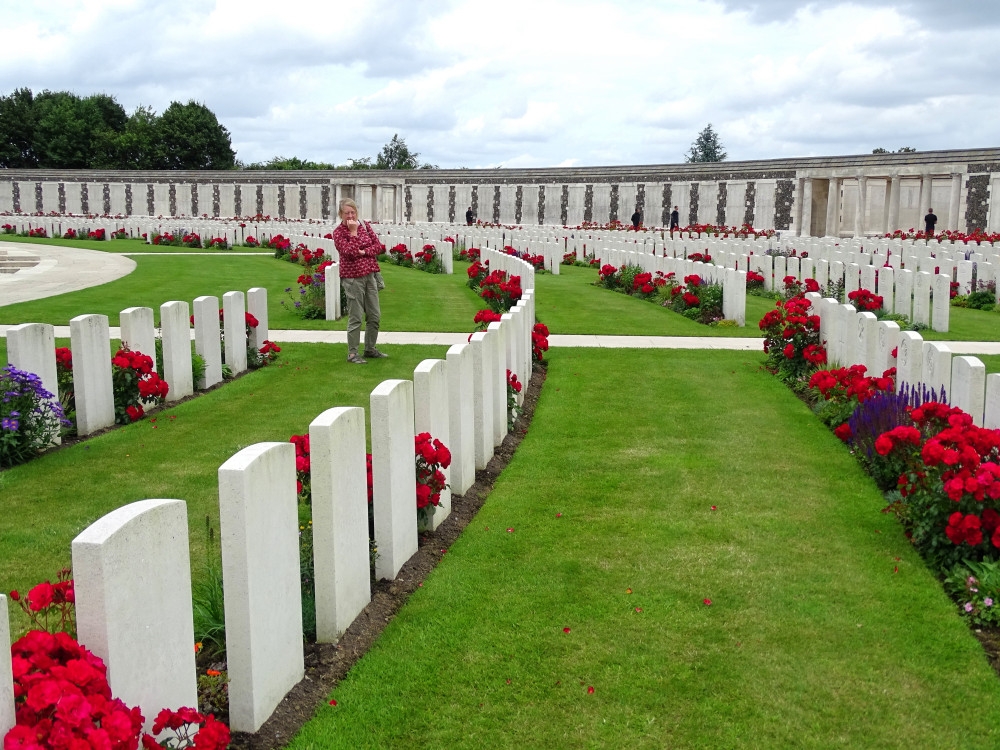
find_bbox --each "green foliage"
[0,366,67,468]
[685,123,727,163]
[158,100,235,170]
[0,88,234,169]
[192,519,226,660]
[239,155,337,170]
[945,559,1000,628]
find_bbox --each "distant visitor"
[630,208,642,229]
[924,208,938,234]
[669,205,680,231]
[466,206,474,225]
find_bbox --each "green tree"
[685,123,727,163]
[375,134,420,169]
[158,100,235,169]
[83,93,129,169]
[239,155,337,170]
[872,146,917,154]
[32,91,104,168]
[114,105,161,169]
[0,88,38,167]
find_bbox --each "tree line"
[0,88,236,170]
[0,88,436,172]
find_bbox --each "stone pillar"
[826,177,841,237]
[854,175,868,237]
[918,174,933,224]
[793,178,805,235]
[949,173,962,231]
[886,174,901,234]
[0,596,12,739]
[800,178,814,237]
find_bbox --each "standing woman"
[333,198,386,363]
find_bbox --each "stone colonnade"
[794,170,973,238]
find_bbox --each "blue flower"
[1,417,19,432]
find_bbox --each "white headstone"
[446,343,476,496]
[193,296,223,389]
[119,307,156,365]
[922,341,952,398]
[219,442,304,733]
[985,373,1000,430]
[950,356,986,426]
[73,499,198,734]
[160,301,194,402]
[70,314,115,435]
[895,331,924,391]
[370,379,418,581]
[414,359,451,531]
[223,291,248,374]
[310,407,372,641]
[0,596,13,740]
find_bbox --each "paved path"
[0,241,136,306]
[1,242,999,355]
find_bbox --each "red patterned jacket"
[333,221,382,279]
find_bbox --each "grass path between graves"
[287,348,1000,750]
[0,343,452,632]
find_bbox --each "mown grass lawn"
[288,349,1000,748]
[4,244,1000,747]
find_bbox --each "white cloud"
[0,0,997,167]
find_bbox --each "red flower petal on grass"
[329,699,337,706]
[556,513,562,517]
[634,607,643,612]
[703,598,713,606]
[506,527,514,533]
[626,588,632,594]
[710,505,717,511]
[563,627,571,633]
[893,566,898,573]
[587,686,595,694]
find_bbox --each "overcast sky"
[2,0,998,169]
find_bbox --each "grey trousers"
[342,274,381,355]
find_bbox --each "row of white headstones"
[11,216,997,334]
[0,247,536,737]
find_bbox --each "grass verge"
[287,348,1000,749]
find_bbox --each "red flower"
[833,423,853,442]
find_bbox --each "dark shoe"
[363,348,388,359]
[347,353,367,364]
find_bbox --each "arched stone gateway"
[2,147,1000,236]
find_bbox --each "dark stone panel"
[81,183,90,214]
[12,181,20,213]
[744,181,756,226]
[515,185,523,224]
[213,184,221,218]
[58,183,66,213]
[321,185,331,220]
[448,185,456,223]
[688,183,699,226]
[965,174,990,232]
[426,186,434,222]
[404,186,412,222]
[471,185,479,219]
[968,162,1000,174]
[277,185,286,218]
[716,182,727,226]
[146,184,154,215]
[637,183,645,215]
[255,184,263,216]
[661,183,672,226]
[235,185,243,216]
[584,184,593,223]
[168,183,176,216]
[774,179,794,230]
[537,185,545,225]
[560,184,568,226]
[299,186,307,219]
[189,183,197,216]
[492,185,501,223]
[609,184,619,222]
[34,182,42,213]
[124,184,132,215]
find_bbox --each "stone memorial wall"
[3,147,1000,235]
